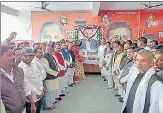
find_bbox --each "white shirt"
[97,45,107,67]
[159,89,163,113]
[104,53,112,67]
[97,45,106,59]
[18,61,43,102]
[32,57,47,80]
[120,64,137,83]
[144,46,151,51]
[1,68,14,83]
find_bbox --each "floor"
[41,74,122,113]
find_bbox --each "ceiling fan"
[32,2,52,12]
[141,2,163,9]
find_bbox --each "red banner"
[139,10,163,42]
[32,10,163,43]
[12,40,34,48]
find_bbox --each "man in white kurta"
[33,48,47,83]
[137,37,151,51]
[97,39,107,77]
[103,47,113,88]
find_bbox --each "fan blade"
[33,7,41,8]
[141,2,149,7]
[43,3,49,8]
[145,3,163,9]
[45,8,52,12]
[41,1,45,6]
[150,4,163,8]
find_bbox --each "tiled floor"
[41,75,122,113]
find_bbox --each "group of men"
[1,31,163,113]
[1,32,78,113]
[97,37,163,113]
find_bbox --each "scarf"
[72,46,83,63]
[133,67,155,113]
[121,67,156,113]
[52,51,66,77]
[53,52,65,66]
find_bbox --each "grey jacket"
[1,66,26,113]
[156,69,163,80]
[121,58,134,78]
[119,53,128,71]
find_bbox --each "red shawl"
[53,51,66,77]
[72,45,83,63]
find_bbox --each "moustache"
[136,64,142,68]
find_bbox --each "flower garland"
[74,25,104,46]
[78,25,100,40]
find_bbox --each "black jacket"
[43,52,58,80]
[68,50,76,63]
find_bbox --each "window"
[1,12,29,42]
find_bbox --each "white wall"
[1,11,32,42]
[17,11,32,40]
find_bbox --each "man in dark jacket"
[0,45,29,113]
[67,41,76,86]
[41,45,60,110]
[118,47,134,102]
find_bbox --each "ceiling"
[1,1,163,12]
[100,2,163,10]
[1,2,93,11]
